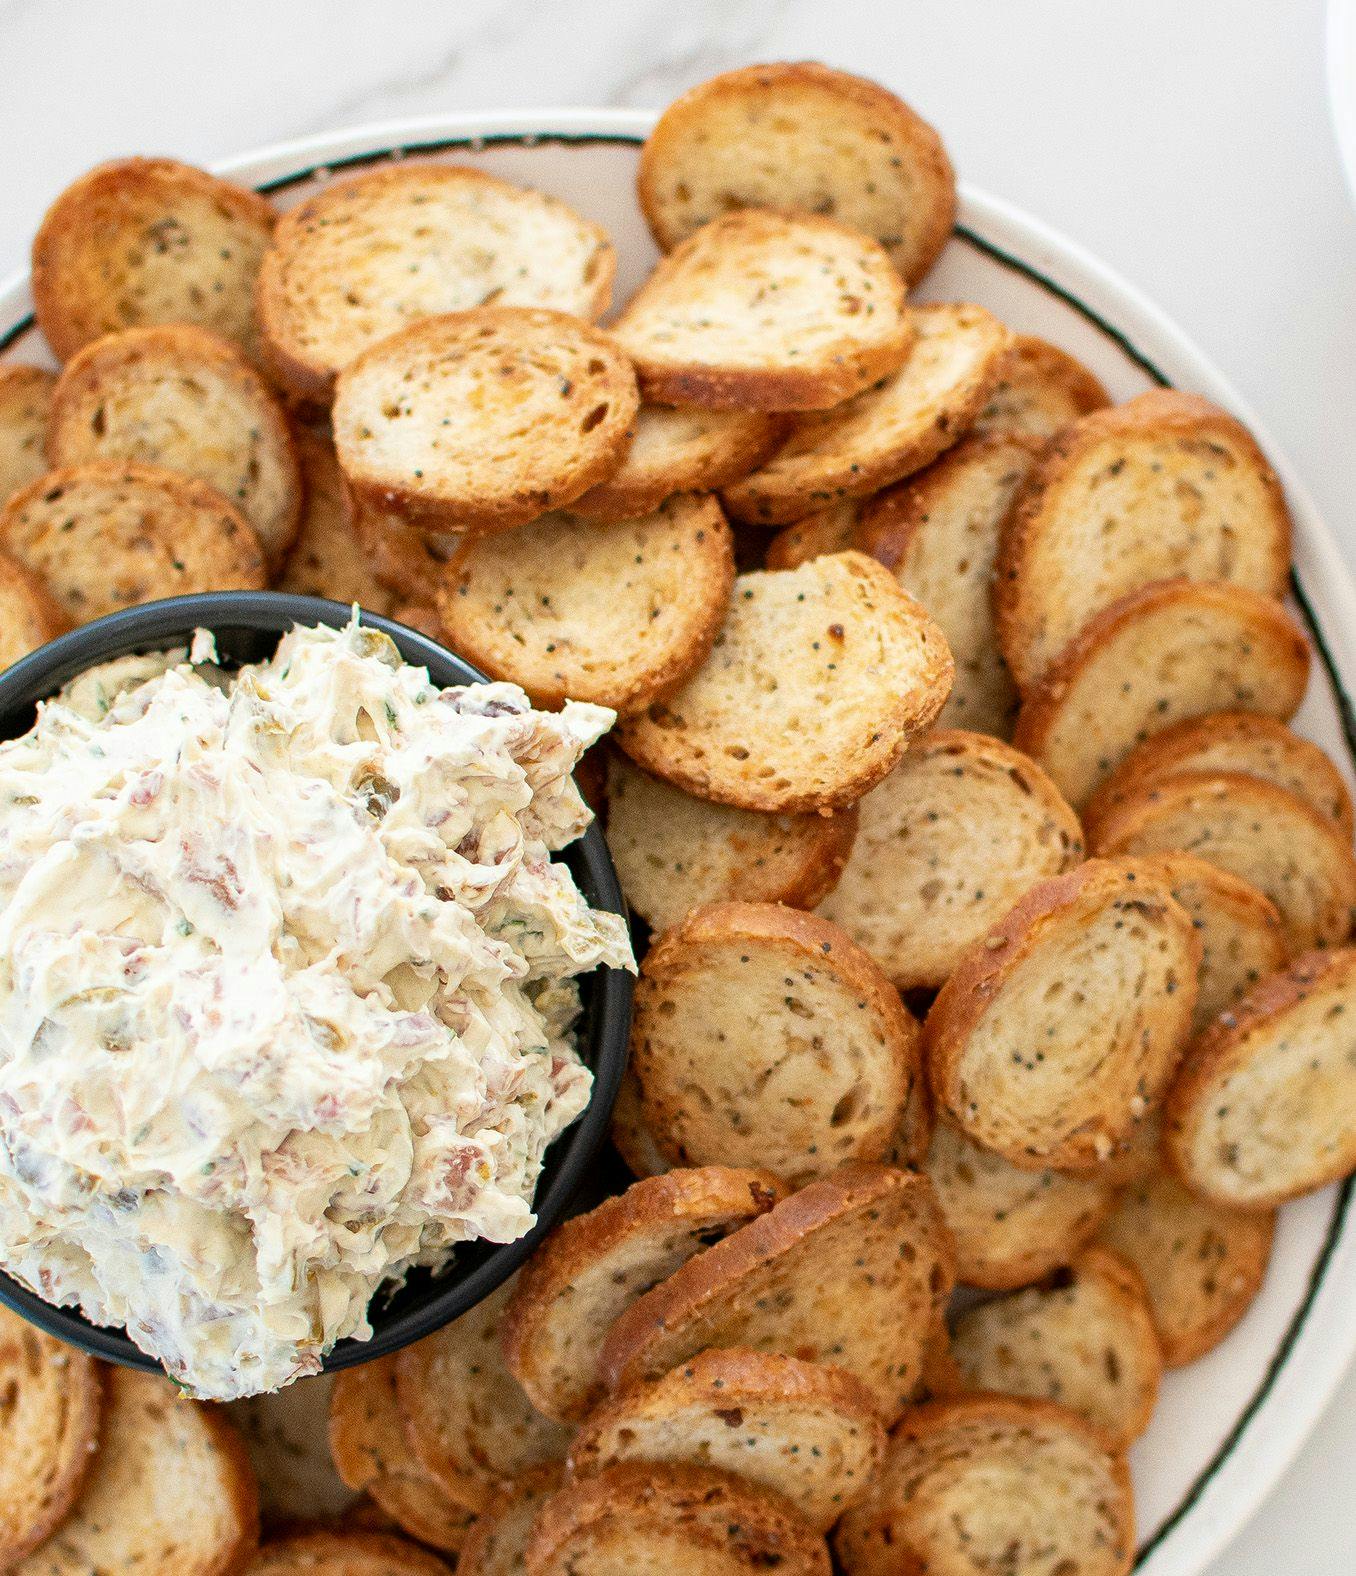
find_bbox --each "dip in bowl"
[0,592,634,1397]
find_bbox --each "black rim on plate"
[0,591,634,1372]
[0,127,1350,1560]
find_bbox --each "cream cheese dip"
[0,617,633,1399]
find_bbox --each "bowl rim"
[0,590,634,1375]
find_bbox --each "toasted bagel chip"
[334,308,638,532]
[1097,1170,1276,1366]
[1013,579,1311,808]
[1124,853,1288,1036]
[570,404,783,522]
[887,1068,938,1170]
[613,209,912,412]
[764,500,862,570]
[0,551,66,669]
[568,1348,884,1531]
[1083,711,1354,842]
[395,1278,570,1513]
[971,334,1110,442]
[610,1067,673,1179]
[329,1356,476,1553]
[501,1167,785,1424]
[257,164,615,403]
[600,1164,954,1422]
[244,1530,452,1574]
[818,730,1083,991]
[458,1466,562,1576]
[1091,773,1356,952]
[0,1307,103,1565]
[924,859,1200,1170]
[616,551,953,813]
[436,494,733,712]
[0,460,265,621]
[526,1462,830,1575]
[638,62,956,284]
[604,752,857,933]
[48,324,301,567]
[722,303,1012,525]
[15,1367,257,1576]
[995,390,1292,689]
[231,1374,356,1525]
[924,1119,1118,1291]
[277,429,395,611]
[833,1395,1134,1576]
[351,493,460,597]
[1092,859,1299,1187]
[32,157,275,362]
[1165,948,1356,1206]
[629,903,919,1183]
[949,1246,1162,1450]
[1082,854,1292,1188]
[1078,852,1290,1186]
[860,433,1040,734]
[0,365,55,506]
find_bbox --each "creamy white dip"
[0,618,632,1399]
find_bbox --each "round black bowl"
[0,592,633,1374]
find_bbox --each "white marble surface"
[1,0,1353,1568]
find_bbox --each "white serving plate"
[1328,0,1356,203]
[2,109,1354,1576]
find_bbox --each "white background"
[1,1,1353,1568]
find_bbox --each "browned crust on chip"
[994,390,1293,690]
[525,1461,830,1575]
[614,210,913,412]
[1082,711,1355,843]
[566,1348,884,1528]
[598,1162,953,1398]
[923,859,1201,1170]
[1012,579,1311,769]
[1089,770,1356,952]
[256,164,615,406]
[971,335,1111,440]
[1164,948,1356,1206]
[47,322,302,568]
[0,1315,104,1565]
[630,902,920,1178]
[0,459,267,620]
[329,1359,476,1553]
[615,551,956,814]
[457,1466,562,1576]
[333,308,639,532]
[569,409,786,523]
[436,494,735,714]
[833,1394,1135,1576]
[637,62,956,285]
[948,1245,1162,1450]
[205,1407,264,1575]
[860,431,1047,570]
[720,304,1012,525]
[500,1166,787,1420]
[32,158,276,363]
[764,501,864,570]
[1096,1172,1276,1366]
